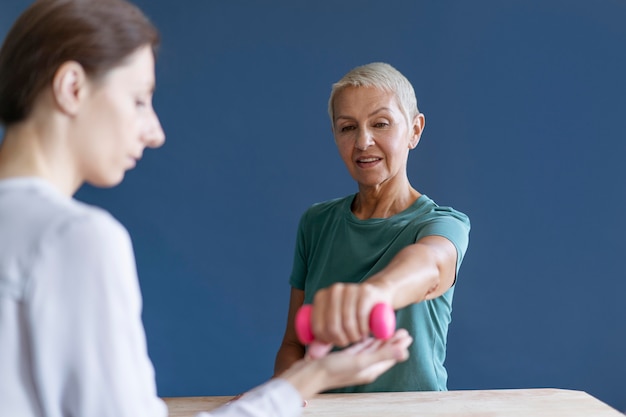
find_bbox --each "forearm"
[279,359,327,400]
[367,236,457,309]
[199,378,302,417]
[275,287,306,376]
[274,341,305,376]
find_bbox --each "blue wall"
[2,0,625,411]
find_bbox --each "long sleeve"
[0,177,305,417]
[24,210,167,417]
[197,379,302,417]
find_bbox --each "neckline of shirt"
[344,193,430,224]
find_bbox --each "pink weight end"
[369,303,396,340]
[295,304,315,345]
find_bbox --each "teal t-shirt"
[289,194,470,392]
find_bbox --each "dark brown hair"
[0,0,160,126]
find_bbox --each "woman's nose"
[143,109,165,148]
[355,128,374,150]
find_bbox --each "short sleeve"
[418,207,471,273]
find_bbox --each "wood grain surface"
[164,388,624,417]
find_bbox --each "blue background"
[1,0,625,411]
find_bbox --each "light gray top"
[0,177,302,417]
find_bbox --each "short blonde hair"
[328,62,419,128]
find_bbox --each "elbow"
[423,269,442,300]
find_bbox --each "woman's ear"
[409,113,425,149]
[51,61,88,116]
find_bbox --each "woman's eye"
[135,95,153,109]
[340,125,356,132]
[374,122,389,128]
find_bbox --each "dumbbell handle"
[295,302,396,345]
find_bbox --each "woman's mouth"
[356,156,382,167]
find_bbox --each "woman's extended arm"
[309,235,458,348]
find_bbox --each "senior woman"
[274,62,470,393]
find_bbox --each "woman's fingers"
[318,329,412,389]
[311,283,388,347]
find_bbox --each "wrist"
[364,280,395,308]
[280,359,327,400]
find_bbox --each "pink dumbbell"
[295,302,396,345]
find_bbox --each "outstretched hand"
[313,328,412,391]
[280,328,412,401]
